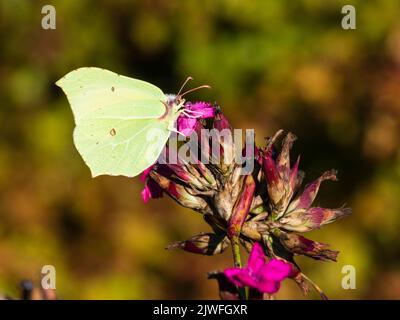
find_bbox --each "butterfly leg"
[167,125,186,137]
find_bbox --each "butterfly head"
[166,94,184,106]
[164,78,211,116]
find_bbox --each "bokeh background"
[0,0,400,299]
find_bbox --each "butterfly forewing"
[56,67,166,122]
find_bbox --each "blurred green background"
[0,0,399,299]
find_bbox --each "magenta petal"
[198,107,215,118]
[141,186,151,203]
[224,268,246,287]
[189,102,215,118]
[141,179,164,203]
[140,165,154,183]
[178,116,197,136]
[177,101,214,137]
[257,280,281,294]
[224,268,258,288]
[260,259,292,282]
[247,242,265,272]
[224,243,291,294]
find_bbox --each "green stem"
[231,236,242,267]
[231,236,246,300]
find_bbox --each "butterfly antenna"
[177,76,194,96]
[180,85,212,98]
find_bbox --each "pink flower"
[177,102,215,136]
[140,166,154,183]
[189,101,215,116]
[177,117,198,136]
[141,186,152,203]
[140,165,163,203]
[224,242,292,294]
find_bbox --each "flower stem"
[231,236,246,300]
[231,236,242,267]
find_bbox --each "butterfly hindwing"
[73,116,170,177]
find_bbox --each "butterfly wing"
[56,67,171,177]
[73,116,170,177]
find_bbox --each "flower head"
[138,101,351,300]
[177,101,215,136]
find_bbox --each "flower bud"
[194,161,217,188]
[150,170,212,214]
[274,229,339,261]
[227,174,256,239]
[213,111,232,131]
[166,233,229,255]
[279,206,351,233]
[262,131,301,218]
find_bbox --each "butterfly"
[56,67,210,177]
